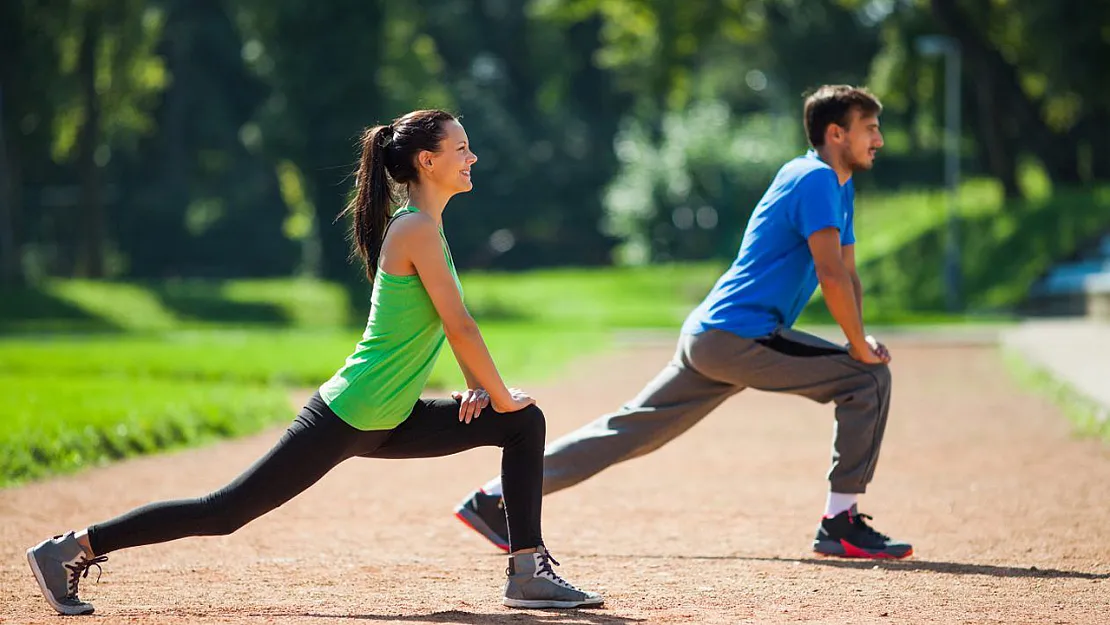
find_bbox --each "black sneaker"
[813,504,913,559]
[454,489,509,552]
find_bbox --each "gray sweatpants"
[487,327,892,496]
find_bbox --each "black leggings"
[87,393,545,554]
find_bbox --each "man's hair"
[803,85,883,148]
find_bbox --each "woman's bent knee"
[509,404,546,442]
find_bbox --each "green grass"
[1,265,689,487]
[0,278,353,333]
[461,263,723,329]
[853,178,1009,267]
[0,329,364,386]
[796,178,1110,319]
[0,375,291,487]
[856,184,1110,314]
[2,266,721,336]
[447,324,611,388]
[156,279,352,328]
[0,263,702,388]
[1002,349,1110,443]
[0,323,610,487]
[0,324,610,389]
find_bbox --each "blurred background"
[2,0,1109,485]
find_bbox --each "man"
[454,84,912,559]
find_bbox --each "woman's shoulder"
[386,209,438,239]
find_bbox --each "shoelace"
[65,555,109,599]
[851,512,891,542]
[535,550,581,591]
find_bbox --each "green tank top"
[319,206,461,430]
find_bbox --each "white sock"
[825,492,858,518]
[481,479,503,497]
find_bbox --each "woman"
[26,109,603,615]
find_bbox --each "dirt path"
[3,339,1109,624]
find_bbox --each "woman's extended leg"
[27,393,386,615]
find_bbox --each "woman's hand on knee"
[492,388,536,414]
[451,388,490,424]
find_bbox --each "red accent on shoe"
[839,539,913,559]
[453,511,510,552]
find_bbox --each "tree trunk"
[1087,113,1110,181]
[76,10,105,278]
[0,0,20,284]
[967,74,1022,198]
[0,83,21,285]
[161,0,190,239]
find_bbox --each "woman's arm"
[399,215,526,413]
[451,345,482,390]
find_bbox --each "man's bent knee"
[871,362,892,390]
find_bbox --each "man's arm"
[842,243,864,322]
[808,228,880,363]
[839,241,891,362]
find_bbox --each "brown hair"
[338,109,456,280]
[803,85,883,148]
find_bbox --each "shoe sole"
[454,506,510,552]
[26,547,95,615]
[503,596,604,609]
[813,539,913,560]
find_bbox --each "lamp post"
[915,35,962,312]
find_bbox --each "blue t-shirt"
[681,150,855,339]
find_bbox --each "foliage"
[604,103,801,263]
[2,0,1109,309]
[0,374,291,487]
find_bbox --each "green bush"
[0,329,360,386]
[857,185,1110,313]
[0,375,292,487]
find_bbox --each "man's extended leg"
[455,336,740,550]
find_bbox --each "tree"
[44,0,167,277]
[0,0,71,284]
[930,0,1110,191]
[408,0,632,268]
[0,83,19,285]
[235,0,389,283]
[118,0,292,279]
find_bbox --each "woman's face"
[418,119,478,195]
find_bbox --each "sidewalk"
[1001,318,1110,414]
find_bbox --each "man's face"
[834,108,884,171]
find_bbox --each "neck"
[406,183,449,224]
[815,146,853,185]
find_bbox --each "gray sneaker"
[26,531,108,615]
[503,546,603,609]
